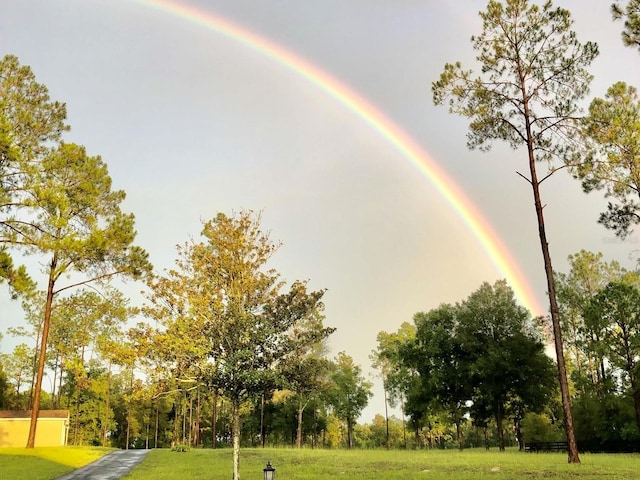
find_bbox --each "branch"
[53,269,127,295]
[539,165,568,185]
[516,171,532,185]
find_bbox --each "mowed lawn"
[2,447,640,480]
[121,448,640,480]
[0,446,111,480]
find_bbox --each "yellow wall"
[0,418,68,447]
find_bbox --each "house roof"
[0,410,69,419]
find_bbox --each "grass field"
[121,448,640,480]
[0,446,111,480]
[2,447,639,480]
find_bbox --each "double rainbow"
[132,0,544,316]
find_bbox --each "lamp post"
[263,461,275,480]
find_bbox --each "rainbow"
[132,0,545,316]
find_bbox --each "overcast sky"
[2,0,640,421]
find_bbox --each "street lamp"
[263,461,275,480]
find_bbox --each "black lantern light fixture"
[263,461,276,480]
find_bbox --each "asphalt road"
[53,449,150,480]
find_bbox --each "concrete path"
[54,449,150,480]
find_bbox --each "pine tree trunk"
[26,254,57,448]
[520,75,580,462]
[529,163,580,463]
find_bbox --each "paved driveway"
[54,449,150,480]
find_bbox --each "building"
[0,410,69,447]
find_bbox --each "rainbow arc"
[133,0,545,316]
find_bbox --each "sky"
[2,0,640,422]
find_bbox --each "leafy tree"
[283,352,333,448]
[412,304,470,450]
[555,251,625,391]
[0,54,68,161]
[613,1,640,51]
[457,280,556,451]
[0,343,34,409]
[371,322,415,448]
[0,54,59,301]
[573,82,640,238]
[0,359,9,409]
[146,211,331,479]
[584,281,640,430]
[432,0,598,462]
[326,352,372,448]
[4,142,151,447]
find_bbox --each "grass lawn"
[122,448,640,480]
[0,446,112,480]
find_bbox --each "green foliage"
[144,210,332,478]
[432,0,598,162]
[612,0,640,51]
[0,360,9,408]
[326,352,373,448]
[574,82,640,238]
[555,252,640,444]
[521,412,565,443]
[171,444,190,452]
[432,1,598,462]
[398,281,555,451]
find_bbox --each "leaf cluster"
[432,0,598,170]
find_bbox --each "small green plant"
[171,444,190,452]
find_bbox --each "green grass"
[0,446,112,480]
[122,448,640,480]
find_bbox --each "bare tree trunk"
[57,360,64,409]
[401,395,407,449]
[28,318,43,410]
[102,367,111,447]
[312,404,317,449]
[188,393,193,447]
[496,409,505,452]
[211,391,218,449]
[296,402,304,448]
[232,399,241,480]
[519,61,580,463]
[455,420,463,451]
[51,354,58,406]
[155,404,159,448]
[529,160,580,463]
[384,385,390,449]
[196,386,201,447]
[126,406,131,450]
[182,391,187,445]
[515,417,524,451]
[260,392,266,448]
[27,254,57,448]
